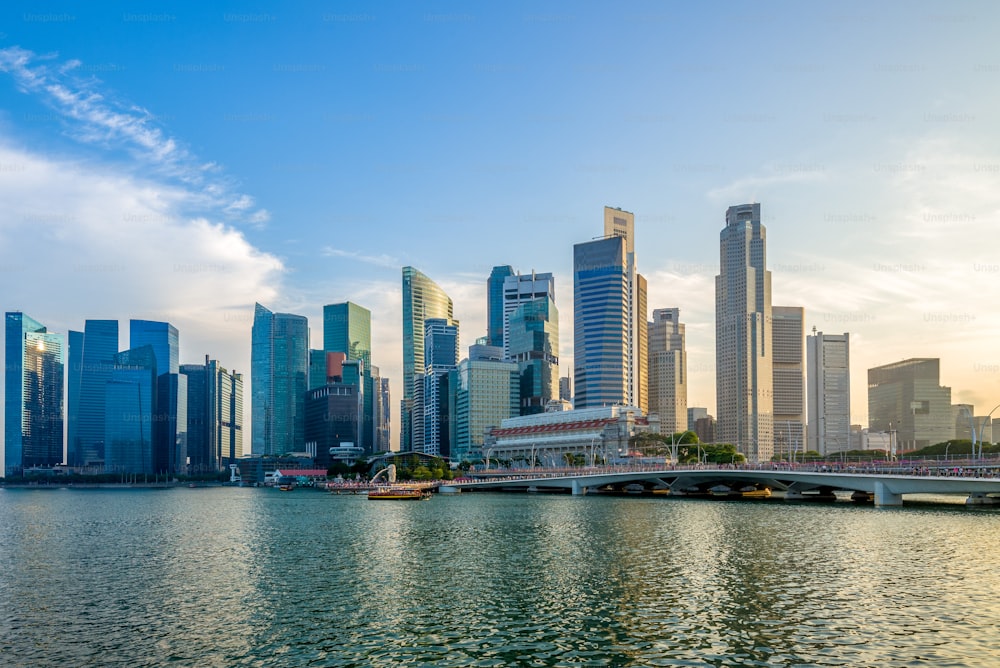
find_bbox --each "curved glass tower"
[401,267,453,452]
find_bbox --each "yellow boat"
[367,486,431,500]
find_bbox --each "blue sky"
[2,1,1000,454]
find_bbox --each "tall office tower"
[647,308,687,435]
[130,320,186,474]
[451,351,519,464]
[104,345,157,474]
[487,265,515,348]
[401,266,454,451]
[573,207,647,412]
[323,302,375,452]
[422,318,460,457]
[305,383,359,470]
[807,331,851,456]
[501,271,556,360]
[67,320,118,467]
[181,356,244,473]
[715,203,774,463]
[375,375,391,452]
[868,358,953,451]
[5,312,65,475]
[251,303,309,456]
[508,295,559,415]
[772,306,806,459]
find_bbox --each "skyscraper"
[452,350,519,464]
[868,358,953,451]
[104,345,157,474]
[508,295,559,415]
[807,330,850,456]
[487,265,515,348]
[375,375,391,452]
[422,317,459,457]
[573,207,647,412]
[130,319,186,474]
[67,319,118,467]
[5,312,65,475]
[251,303,309,456]
[181,356,244,473]
[323,302,375,452]
[715,203,774,462]
[772,306,805,459]
[647,308,687,435]
[501,271,555,360]
[401,266,454,451]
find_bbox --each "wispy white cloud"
[322,246,399,269]
[0,45,270,226]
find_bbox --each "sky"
[2,1,1000,458]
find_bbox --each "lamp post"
[977,404,1000,460]
[669,430,698,466]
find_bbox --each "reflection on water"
[1,488,998,666]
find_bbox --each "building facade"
[573,207,647,413]
[104,345,157,474]
[323,302,375,452]
[715,203,774,462]
[181,356,243,473]
[422,318,459,457]
[486,265,515,348]
[647,308,687,435]
[807,331,851,456]
[451,346,519,464]
[130,319,187,474]
[67,319,118,467]
[401,266,454,451]
[5,312,65,475]
[251,303,309,456]
[508,295,559,415]
[772,306,805,459]
[868,358,953,451]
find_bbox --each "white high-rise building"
[501,271,555,360]
[573,207,647,413]
[715,203,773,462]
[647,308,687,434]
[807,330,851,455]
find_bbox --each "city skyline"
[2,3,1000,456]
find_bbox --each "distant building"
[5,312,65,475]
[305,383,359,470]
[501,271,556,360]
[181,356,243,473]
[324,302,376,451]
[808,331,851,455]
[574,207,647,413]
[716,203,774,462]
[104,345,157,474]
[67,319,118,467]
[486,265,515,348]
[694,416,716,444]
[687,407,708,432]
[772,306,805,458]
[422,318,459,458]
[559,376,572,404]
[647,308,687,435]
[508,295,559,415]
[375,375,391,452]
[868,358,953,451]
[451,355,519,464]
[252,303,309,456]
[131,319,187,474]
[401,267,454,451]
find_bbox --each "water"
[2,488,999,667]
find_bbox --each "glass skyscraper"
[573,207,647,412]
[422,318,459,457]
[181,356,244,473]
[252,303,309,456]
[508,296,559,415]
[130,319,186,474]
[716,203,774,462]
[401,267,454,451]
[487,265,515,348]
[323,302,376,453]
[67,319,118,467]
[5,312,65,475]
[104,345,157,474]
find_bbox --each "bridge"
[442,462,1000,506]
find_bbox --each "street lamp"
[670,430,698,465]
[977,403,1000,460]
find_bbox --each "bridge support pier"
[966,492,997,505]
[571,479,588,496]
[874,482,902,507]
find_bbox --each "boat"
[276,475,296,491]
[367,486,431,500]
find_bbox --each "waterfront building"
[715,203,774,462]
[486,265,515,348]
[868,358,953,451]
[323,302,376,452]
[772,306,806,459]
[67,319,118,467]
[422,318,459,457]
[647,308,687,435]
[573,207,647,413]
[104,345,157,474]
[508,295,559,415]
[305,383,360,470]
[251,303,309,456]
[807,330,851,456]
[5,312,65,475]
[401,267,454,451]
[130,320,186,474]
[485,405,653,466]
[451,346,519,463]
[181,356,243,473]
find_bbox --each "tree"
[699,443,745,464]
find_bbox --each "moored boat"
[367,486,431,500]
